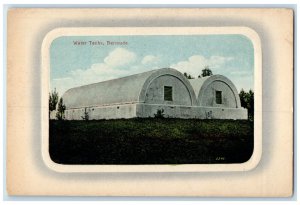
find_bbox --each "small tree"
[184,72,188,78]
[154,109,165,118]
[201,66,213,77]
[239,89,254,121]
[56,97,66,120]
[49,88,59,117]
[248,89,254,120]
[183,72,194,79]
[81,107,89,121]
[239,89,246,108]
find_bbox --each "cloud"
[170,55,233,78]
[142,55,160,65]
[104,48,137,68]
[51,48,156,95]
[51,51,252,97]
[170,54,253,91]
[209,56,234,68]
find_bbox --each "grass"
[49,118,254,165]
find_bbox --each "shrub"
[154,109,165,118]
[81,108,89,121]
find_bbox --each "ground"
[49,118,254,164]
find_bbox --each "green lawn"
[49,118,254,165]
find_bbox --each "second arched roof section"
[189,75,242,108]
[139,68,197,106]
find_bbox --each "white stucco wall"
[196,106,248,120]
[136,104,247,120]
[136,104,198,119]
[49,110,57,120]
[64,104,137,120]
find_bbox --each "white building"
[189,75,247,119]
[56,68,247,120]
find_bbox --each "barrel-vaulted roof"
[189,75,241,108]
[62,68,197,109]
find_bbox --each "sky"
[50,35,254,96]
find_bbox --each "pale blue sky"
[50,35,254,96]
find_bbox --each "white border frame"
[41,27,262,173]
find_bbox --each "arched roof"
[188,76,211,98]
[189,75,241,108]
[62,68,197,109]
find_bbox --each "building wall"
[145,75,193,106]
[136,104,248,120]
[196,106,248,120]
[64,104,137,120]
[58,103,247,120]
[49,110,57,120]
[199,80,238,108]
[136,103,198,119]
[62,103,247,120]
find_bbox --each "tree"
[239,89,254,121]
[201,66,213,77]
[239,89,247,108]
[248,89,254,120]
[56,97,66,120]
[188,74,194,79]
[49,88,59,116]
[183,72,194,79]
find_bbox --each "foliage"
[56,97,66,120]
[49,119,254,164]
[183,72,194,79]
[200,66,213,77]
[49,88,59,114]
[154,109,165,118]
[81,107,90,121]
[239,89,254,121]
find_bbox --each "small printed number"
[216,157,225,161]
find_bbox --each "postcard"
[7,8,293,197]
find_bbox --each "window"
[216,91,222,104]
[164,86,173,101]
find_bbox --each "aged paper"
[7,8,293,196]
